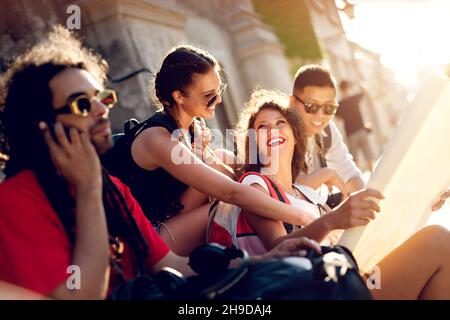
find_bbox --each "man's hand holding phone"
[39,121,102,191]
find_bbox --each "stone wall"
[0,0,293,135]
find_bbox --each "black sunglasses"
[54,89,117,117]
[293,94,339,115]
[183,83,227,108]
[206,83,227,107]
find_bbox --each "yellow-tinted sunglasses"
[54,89,117,117]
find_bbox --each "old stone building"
[1,0,296,135]
[0,0,405,176]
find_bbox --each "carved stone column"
[76,0,188,130]
[225,0,292,93]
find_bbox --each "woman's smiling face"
[253,108,295,167]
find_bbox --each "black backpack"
[101,118,150,183]
[110,243,372,300]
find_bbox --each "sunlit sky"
[341,0,450,229]
[341,0,450,227]
[340,0,450,88]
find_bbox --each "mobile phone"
[47,122,76,143]
[326,192,343,209]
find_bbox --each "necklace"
[268,175,301,199]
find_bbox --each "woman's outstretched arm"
[132,127,310,226]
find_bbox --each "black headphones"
[189,243,248,275]
[155,243,250,299]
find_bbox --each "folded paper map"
[338,72,450,273]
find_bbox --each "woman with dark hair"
[213,88,450,299]
[123,45,323,255]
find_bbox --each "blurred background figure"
[335,80,373,172]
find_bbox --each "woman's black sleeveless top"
[127,112,189,224]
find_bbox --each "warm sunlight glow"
[340,0,450,88]
[342,0,450,228]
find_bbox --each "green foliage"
[252,0,322,60]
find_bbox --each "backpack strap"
[207,172,291,244]
[124,118,140,136]
[315,124,332,168]
[239,172,297,233]
[295,187,328,216]
[323,124,332,150]
[120,116,158,148]
[238,171,290,205]
[260,176,290,205]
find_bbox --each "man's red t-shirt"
[0,170,170,296]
